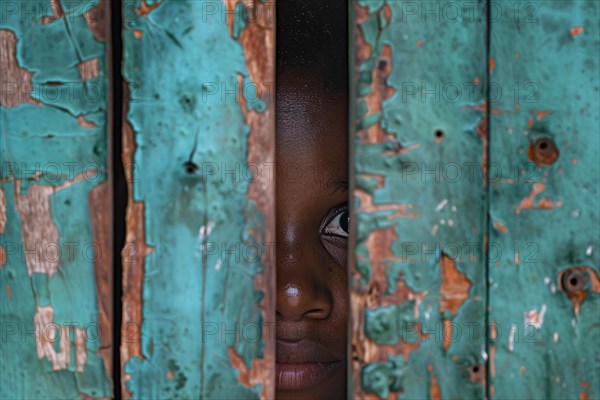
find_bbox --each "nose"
[276,225,333,322]
[276,280,333,321]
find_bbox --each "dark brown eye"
[321,206,349,238]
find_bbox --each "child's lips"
[276,361,342,391]
[276,339,343,390]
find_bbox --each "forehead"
[276,71,348,154]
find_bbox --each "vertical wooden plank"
[488,1,599,398]
[121,0,275,398]
[349,1,488,398]
[0,0,113,398]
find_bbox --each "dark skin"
[276,71,348,399]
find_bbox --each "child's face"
[275,72,348,399]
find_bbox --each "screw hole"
[183,161,198,174]
[472,366,480,373]
[529,137,559,166]
[435,129,444,138]
[570,277,578,286]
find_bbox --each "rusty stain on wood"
[528,137,560,167]
[516,182,565,213]
[571,26,585,37]
[558,266,600,316]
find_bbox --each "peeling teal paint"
[361,354,406,399]
[365,301,416,345]
[0,0,111,398]
[122,1,272,398]
[488,1,600,398]
[350,0,488,398]
[352,0,599,399]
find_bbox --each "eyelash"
[320,204,349,238]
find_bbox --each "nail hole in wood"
[528,137,559,166]
[561,268,587,292]
[183,161,198,174]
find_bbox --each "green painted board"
[0,0,113,398]
[120,0,275,398]
[349,0,488,398]
[488,1,600,398]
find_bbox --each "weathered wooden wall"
[0,0,113,398]
[2,1,598,399]
[488,1,600,398]
[349,0,599,399]
[349,0,488,397]
[120,0,275,398]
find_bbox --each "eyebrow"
[327,179,348,194]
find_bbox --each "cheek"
[320,236,348,268]
[319,243,349,323]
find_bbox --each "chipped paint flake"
[570,27,584,37]
[494,220,509,234]
[78,58,100,82]
[74,327,88,373]
[34,306,71,370]
[524,304,547,329]
[136,0,162,17]
[435,199,448,212]
[198,221,216,240]
[39,0,64,24]
[77,115,98,128]
[0,30,42,108]
[0,187,6,234]
[508,324,517,352]
[14,172,95,276]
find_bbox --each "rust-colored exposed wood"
[223,1,276,397]
[439,254,472,316]
[0,30,42,108]
[120,84,154,399]
[78,58,100,82]
[136,0,162,17]
[84,0,107,42]
[39,0,64,25]
[89,181,113,380]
